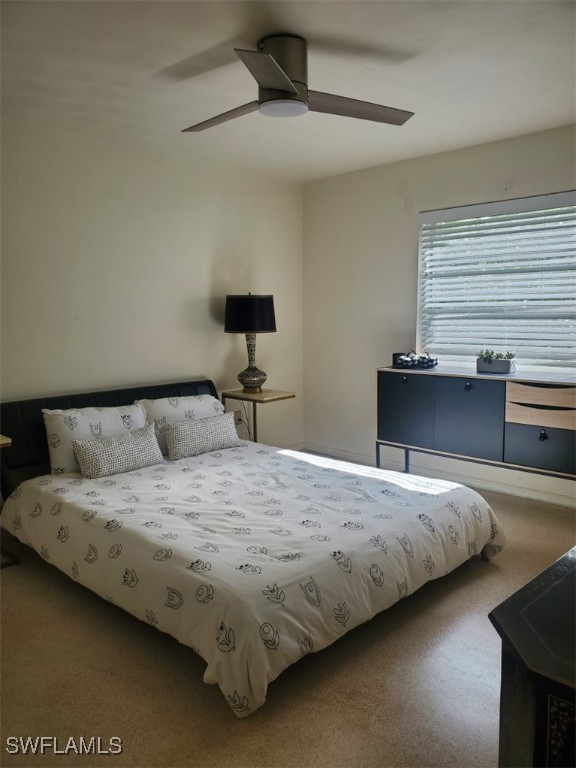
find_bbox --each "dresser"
[376,366,576,478]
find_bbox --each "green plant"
[477,349,516,362]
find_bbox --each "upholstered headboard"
[0,379,219,498]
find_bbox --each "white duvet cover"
[1,442,505,717]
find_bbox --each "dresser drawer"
[505,402,576,431]
[504,423,576,475]
[506,382,576,408]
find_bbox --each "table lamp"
[224,294,276,392]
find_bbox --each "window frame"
[416,190,576,371]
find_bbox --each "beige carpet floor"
[1,488,574,768]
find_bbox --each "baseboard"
[299,442,575,509]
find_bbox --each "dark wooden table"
[489,547,575,767]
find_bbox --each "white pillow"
[136,395,225,454]
[165,412,241,460]
[43,403,147,475]
[73,423,164,479]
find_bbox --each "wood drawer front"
[504,423,576,476]
[506,382,576,408]
[505,402,576,431]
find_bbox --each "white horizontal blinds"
[418,191,576,368]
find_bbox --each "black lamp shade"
[224,295,276,334]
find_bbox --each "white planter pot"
[476,359,516,374]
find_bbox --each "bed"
[0,378,506,717]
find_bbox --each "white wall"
[303,125,576,506]
[2,122,574,504]
[0,122,304,447]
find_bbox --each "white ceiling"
[2,0,575,183]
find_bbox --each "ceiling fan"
[182,34,414,132]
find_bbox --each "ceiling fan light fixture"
[259,99,308,118]
[182,33,414,132]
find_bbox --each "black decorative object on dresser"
[376,367,576,478]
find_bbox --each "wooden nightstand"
[0,434,18,568]
[221,389,295,443]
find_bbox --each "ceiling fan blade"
[308,91,414,126]
[182,101,259,132]
[234,49,298,94]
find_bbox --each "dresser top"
[377,364,576,386]
[489,547,576,688]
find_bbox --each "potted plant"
[477,350,516,374]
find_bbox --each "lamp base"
[237,365,267,393]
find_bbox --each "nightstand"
[0,434,18,568]
[221,389,295,443]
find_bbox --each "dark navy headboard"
[0,379,218,498]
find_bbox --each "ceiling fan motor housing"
[257,34,309,110]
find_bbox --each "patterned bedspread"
[1,441,505,717]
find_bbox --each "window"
[417,191,576,370]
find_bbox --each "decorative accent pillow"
[73,423,164,479]
[43,403,147,475]
[165,412,241,460]
[136,395,225,454]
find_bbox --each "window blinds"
[417,191,576,368]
